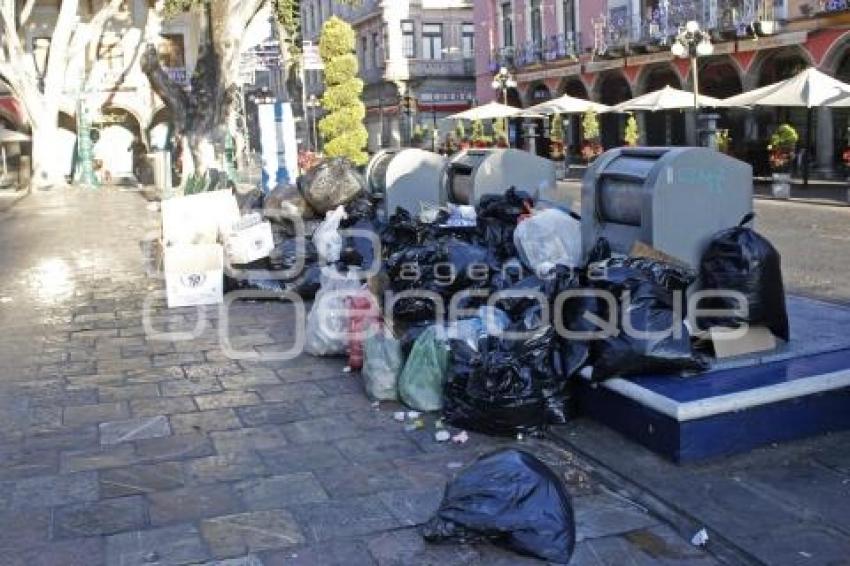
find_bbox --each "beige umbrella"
[448,101,535,120]
[520,94,609,117]
[609,86,723,112]
[719,67,850,185]
[0,128,30,180]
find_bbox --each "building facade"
[475,0,850,176]
[0,0,204,179]
[301,0,476,151]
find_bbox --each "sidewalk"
[0,186,714,565]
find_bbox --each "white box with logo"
[164,244,224,308]
[223,219,275,265]
[162,190,240,246]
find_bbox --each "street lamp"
[491,67,517,147]
[306,94,321,152]
[671,21,714,112]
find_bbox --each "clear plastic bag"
[362,324,403,401]
[513,208,582,275]
[305,268,363,357]
[398,326,450,412]
[313,206,348,264]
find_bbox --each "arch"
[752,47,813,87]
[815,30,850,76]
[93,106,144,181]
[637,65,686,146]
[700,60,746,157]
[526,82,552,106]
[595,72,632,148]
[559,76,588,99]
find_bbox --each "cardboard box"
[164,244,224,308]
[709,325,778,359]
[162,190,240,247]
[224,221,274,265]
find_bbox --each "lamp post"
[306,94,321,152]
[491,67,517,147]
[671,21,715,147]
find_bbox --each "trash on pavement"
[164,244,224,308]
[514,207,582,275]
[223,215,274,265]
[398,326,450,412]
[393,411,406,422]
[421,448,576,564]
[300,157,366,213]
[590,267,706,381]
[452,431,469,444]
[305,268,363,357]
[435,430,451,442]
[362,324,403,402]
[697,213,790,342]
[691,528,709,547]
[264,184,316,221]
[313,206,348,264]
[442,322,572,436]
[161,189,240,246]
[346,294,379,371]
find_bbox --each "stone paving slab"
[0,188,719,565]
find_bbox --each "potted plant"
[581,109,603,163]
[470,119,492,148]
[717,129,732,155]
[550,114,565,159]
[768,123,798,199]
[624,113,640,146]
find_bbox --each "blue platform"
[577,296,850,463]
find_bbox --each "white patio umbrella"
[448,101,531,120]
[719,67,850,185]
[519,94,610,116]
[0,128,30,180]
[609,86,723,112]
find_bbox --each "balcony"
[407,58,475,77]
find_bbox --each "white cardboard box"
[162,190,240,247]
[224,221,274,265]
[164,244,224,308]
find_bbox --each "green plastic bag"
[363,325,403,402]
[398,327,450,412]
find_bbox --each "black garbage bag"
[421,449,576,564]
[697,214,789,341]
[587,236,612,264]
[443,320,572,436]
[224,261,288,296]
[341,193,376,227]
[340,218,378,270]
[545,266,599,379]
[267,239,322,299]
[591,274,707,381]
[492,273,546,318]
[476,188,534,260]
[592,256,695,293]
[233,185,264,214]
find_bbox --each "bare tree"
[0,0,125,188]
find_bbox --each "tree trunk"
[31,123,68,189]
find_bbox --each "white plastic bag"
[313,206,348,264]
[362,324,403,401]
[305,267,362,356]
[514,208,582,275]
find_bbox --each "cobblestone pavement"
[0,187,717,565]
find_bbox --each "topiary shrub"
[318,17,368,165]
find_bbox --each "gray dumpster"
[581,147,752,268]
[442,148,557,205]
[365,148,447,216]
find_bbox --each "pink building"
[474,0,850,176]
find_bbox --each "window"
[562,0,576,35]
[308,3,315,35]
[530,0,543,44]
[422,23,443,60]
[462,23,475,58]
[372,32,380,68]
[401,20,415,58]
[501,1,513,48]
[158,34,186,68]
[360,36,368,69]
